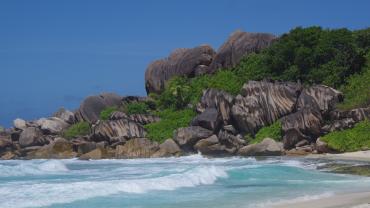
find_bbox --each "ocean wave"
[0,165,227,208]
[0,160,69,177]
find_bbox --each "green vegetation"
[148,27,370,144]
[63,122,91,139]
[250,121,282,144]
[321,120,370,152]
[154,27,370,112]
[338,53,370,110]
[126,102,149,115]
[100,106,118,120]
[157,70,243,110]
[144,108,196,143]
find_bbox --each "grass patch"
[250,121,282,144]
[126,102,149,115]
[100,106,118,120]
[321,120,370,152]
[144,108,196,143]
[63,122,91,139]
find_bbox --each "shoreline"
[272,191,370,208]
[306,151,370,163]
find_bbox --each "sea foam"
[0,165,227,208]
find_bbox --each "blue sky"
[1,0,370,127]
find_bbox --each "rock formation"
[208,31,276,73]
[231,81,301,135]
[145,45,216,94]
[75,93,123,123]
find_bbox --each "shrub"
[233,27,366,88]
[144,108,196,143]
[126,102,149,115]
[100,106,118,120]
[63,122,91,139]
[321,120,370,152]
[338,53,370,110]
[250,121,282,144]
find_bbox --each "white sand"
[306,151,370,162]
[272,191,370,208]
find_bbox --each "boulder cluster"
[1,29,369,160]
[184,81,369,156]
[145,30,276,94]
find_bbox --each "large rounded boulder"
[75,93,123,123]
[145,45,216,94]
[208,30,276,73]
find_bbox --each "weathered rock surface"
[19,127,45,147]
[208,31,276,73]
[75,93,123,123]
[145,45,216,94]
[0,135,12,149]
[297,85,343,115]
[321,118,356,133]
[36,117,69,134]
[13,118,27,130]
[173,126,213,151]
[281,107,322,149]
[53,108,76,124]
[196,89,234,125]
[218,130,246,153]
[152,139,182,157]
[91,119,146,142]
[238,138,283,156]
[194,135,227,155]
[329,107,370,122]
[115,138,159,158]
[27,138,76,159]
[191,108,221,132]
[75,141,97,155]
[231,81,301,135]
[110,111,160,125]
[316,137,330,153]
[128,114,160,125]
[79,148,114,160]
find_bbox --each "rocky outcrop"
[91,119,146,142]
[27,138,76,159]
[208,31,276,73]
[110,111,160,125]
[194,135,227,155]
[145,45,216,94]
[238,138,283,156]
[218,130,246,153]
[53,108,76,124]
[316,138,330,153]
[196,89,234,125]
[191,108,221,132]
[297,85,343,115]
[75,93,123,123]
[321,118,356,133]
[173,126,213,151]
[19,127,46,147]
[13,118,27,130]
[36,117,69,134]
[231,81,301,135]
[115,138,159,158]
[329,107,370,122]
[152,139,182,157]
[79,148,114,160]
[281,107,322,149]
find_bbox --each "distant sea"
[1,155,370,208]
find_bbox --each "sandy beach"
[306,151,370,162]
[272,191,370,208]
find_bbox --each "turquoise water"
[1,155,370,208]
